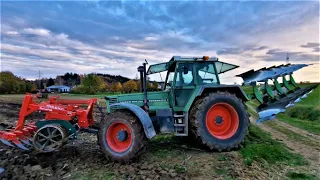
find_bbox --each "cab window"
[176,63,194,86]
[195,62,218,84]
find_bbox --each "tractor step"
[174,124,186,127]
[173,113,188,136]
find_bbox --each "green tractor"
[98,56,317,162]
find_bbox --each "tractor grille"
[109,98,118,105]
[109,98,120,110]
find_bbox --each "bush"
[123,80,138,93]
[71,85,96,95]
[71,74,109,94]
[287,107,320,121]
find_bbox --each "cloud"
[313,47,320,52]
[258,49,319,62]
[0,1,319,83]
[217,46,268,55]
[23,28,51,36]
[301,42,320,48]
[1,26,177,79]
[4,31,19,36]
[301,42,320,53]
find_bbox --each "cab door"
[172,62,196,109]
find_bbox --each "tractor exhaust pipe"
[137,61,149,112]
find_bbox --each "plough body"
[237,64,318,122]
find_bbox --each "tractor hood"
[105,91,170,112]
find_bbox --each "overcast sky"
[1,1,319,84]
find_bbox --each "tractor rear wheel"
[98,111,146,163]
[189,91,249,151]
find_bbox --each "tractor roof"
[147,56,239,75]
[170,56,218,61]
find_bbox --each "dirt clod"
[31,165,42,171]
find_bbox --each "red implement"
[0,94,97,150]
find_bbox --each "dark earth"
[0,102,191,180]
[1,97,317,180]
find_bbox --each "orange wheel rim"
[205,103,239,139]
[106,122,132,153]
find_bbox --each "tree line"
[0,71,37,94]
[0,71,160,95]
[72,74,159,94]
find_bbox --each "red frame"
[0,94,97,142]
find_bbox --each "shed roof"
[47,85,70,89]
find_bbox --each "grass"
[215,167,233,180]
[277,114,320,135]
[241,125,307,166]
[286,107,320,121]
[265,121,319,147]
[277,86,320,134]
[70,170,116,180]
[64,92,121,98]
[147,134,191,161]
[286,171,317,180]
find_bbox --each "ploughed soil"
[0,95,317,180]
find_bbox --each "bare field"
[0,94,319,180]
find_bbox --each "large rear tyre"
[98,111,146,163]
[189,91,249,151]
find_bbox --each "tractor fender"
[197,84,250,101]
[109,103,156,139]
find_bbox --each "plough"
[0,56,318,162]
[236,63,318,122]
[0,94,97,151]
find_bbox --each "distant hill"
[94,73,130,84]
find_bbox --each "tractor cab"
[148,56,239,88]
[147,56,240,109]
[105,56,241,114]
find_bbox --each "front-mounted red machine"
[0,94,98,152]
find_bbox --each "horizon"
[1,1,319,84]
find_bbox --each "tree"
[0,71,34,94]
[136,81,141,92]
[146,81,152,91]
[0,71,20,93]
[111,82,123,93]
[152,81,159,91]
[47,78,55,87]
[81,74,104,94]
[26,82,36,92]
[123,80,138,93]
[115,82,123,92]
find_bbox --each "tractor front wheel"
[98,111,146,163]
[189,91,249,151]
